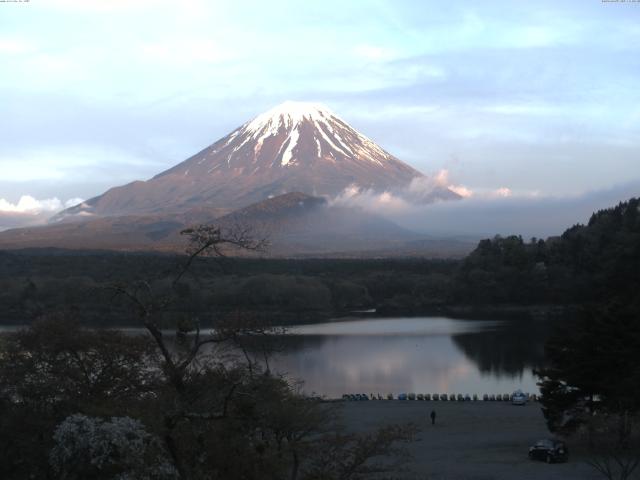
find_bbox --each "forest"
[1,197,638,327]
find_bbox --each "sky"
[1,0,639,232]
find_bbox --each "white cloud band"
[0,195,83,214]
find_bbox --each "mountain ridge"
[54,101,458,221]
[0,192,474,257]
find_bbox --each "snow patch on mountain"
[280,126,300,166]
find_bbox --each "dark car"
[528,439,569,463]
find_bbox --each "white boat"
[512,389,527,405]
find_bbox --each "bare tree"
[174,223,269,285]
[108,222,417,480]
[113,223,270,384]
[585,414,640,480]
[588,453,640,480]
[111,223,271,477]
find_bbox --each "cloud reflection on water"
[270,317,543,397]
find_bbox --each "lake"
[267,316,548,398]
[0,316,549,399]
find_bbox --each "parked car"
[387,393,394,400]
[408,392,416,400]
[440,394,448,401]
[432,393,439,401]
[483,394,489,401]
[528,439,569,463]
[417,393,424,400]
[398,393,407,400]
[424,394,431,401]
[512,390,527,405]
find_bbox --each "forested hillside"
[1,198,638,326]
[455,197,640,307]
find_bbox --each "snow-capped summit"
[56,102,458,219]
[233,101,393,167]
[243,101,335,133]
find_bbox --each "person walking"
[430,410,436,425]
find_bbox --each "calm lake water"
[0,316,549,398]
[268,316,548,398]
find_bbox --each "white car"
[511,389,527,405]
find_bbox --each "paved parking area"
[340,400,600,480]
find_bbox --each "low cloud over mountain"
[0,195,83,231]
[331,177,640,238]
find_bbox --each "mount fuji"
[57,101,458,220]
[0,102,473,256]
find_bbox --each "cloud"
[0,195,83,231]
[0,38,35,55]
[494,187,512,198]
[353,44,397,62]
[329,172,640,238]
[480,103,558,116]
[392,187,634,238]
[139,39,233,65]
[0,145,166,183]
[449,185,473,198]
[331,184,412,214]
[45,0,206,14]
[330,169,508,213]
[0,195,83,214]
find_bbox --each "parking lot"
[340,400,600,480]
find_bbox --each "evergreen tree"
[536,303,640,442]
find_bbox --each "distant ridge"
[0,192,474,258]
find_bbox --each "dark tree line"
[530,198,640,478]
[454,197,640,307]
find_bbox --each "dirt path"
[340,400,600,480]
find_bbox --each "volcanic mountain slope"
[0,192,474,257]
[57,101,458,220]
[215,192,426,256]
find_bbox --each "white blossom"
[50,414,178,479]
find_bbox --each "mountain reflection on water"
[266,317,549,398]
[451,319,547,377]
